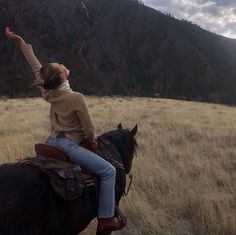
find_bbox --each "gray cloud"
[143,0,236,39]
[201,4,222,17]
[225,21,236,32]
[212,0,236,7]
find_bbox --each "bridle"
[124,148,137,196]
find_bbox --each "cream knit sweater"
[20,43,95,142]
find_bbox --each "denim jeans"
[45,137,116,218]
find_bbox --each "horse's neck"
[98,138,122,167]
[98,137,126,202]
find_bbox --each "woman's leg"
[45,137,116,218]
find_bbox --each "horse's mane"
[99,128,138,174]
[101,128,137,152]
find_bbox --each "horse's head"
[100,124,138,174]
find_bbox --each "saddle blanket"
[19,156,88,201]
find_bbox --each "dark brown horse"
[0,123,137,235]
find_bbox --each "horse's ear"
[130,124,137,136]
[118,123,123,130]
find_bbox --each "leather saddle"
[34,143,98,184]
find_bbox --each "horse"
[0,123,138,235]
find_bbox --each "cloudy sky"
[143,0,236,39]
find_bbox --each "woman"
[5,26,124,232]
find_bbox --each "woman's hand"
[81,137,99,152]
[5,26,26,46]
[91,138,99,151]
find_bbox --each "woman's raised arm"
[5,26,43,83]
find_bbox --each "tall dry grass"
[0,97,235,235]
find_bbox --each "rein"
[124,150,137,196]
[124,174,133,196]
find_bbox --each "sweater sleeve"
[74,93,96,142]
[20,43,47,96]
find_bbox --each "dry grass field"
[0,96,235,235]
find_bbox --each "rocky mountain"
[0,0,236,104]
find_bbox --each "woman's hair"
[38,63,63,90]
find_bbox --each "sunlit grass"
[0,97,235,235]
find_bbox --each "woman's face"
[50,63,70,80]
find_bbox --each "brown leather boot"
[97,217,125,232]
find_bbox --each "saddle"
[34,142,98,183]
[21,139,124,202]
[18,142,99,201]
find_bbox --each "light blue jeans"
[45,137,116,218]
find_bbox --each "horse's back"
[0,163,97,235]
[0,163,56,235]
[0,163,50,203]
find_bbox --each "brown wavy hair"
[37,63,64,90]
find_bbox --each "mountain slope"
[0,0,236,103]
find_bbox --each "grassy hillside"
[0,97,235,234]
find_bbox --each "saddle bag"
[20,156,83,200]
